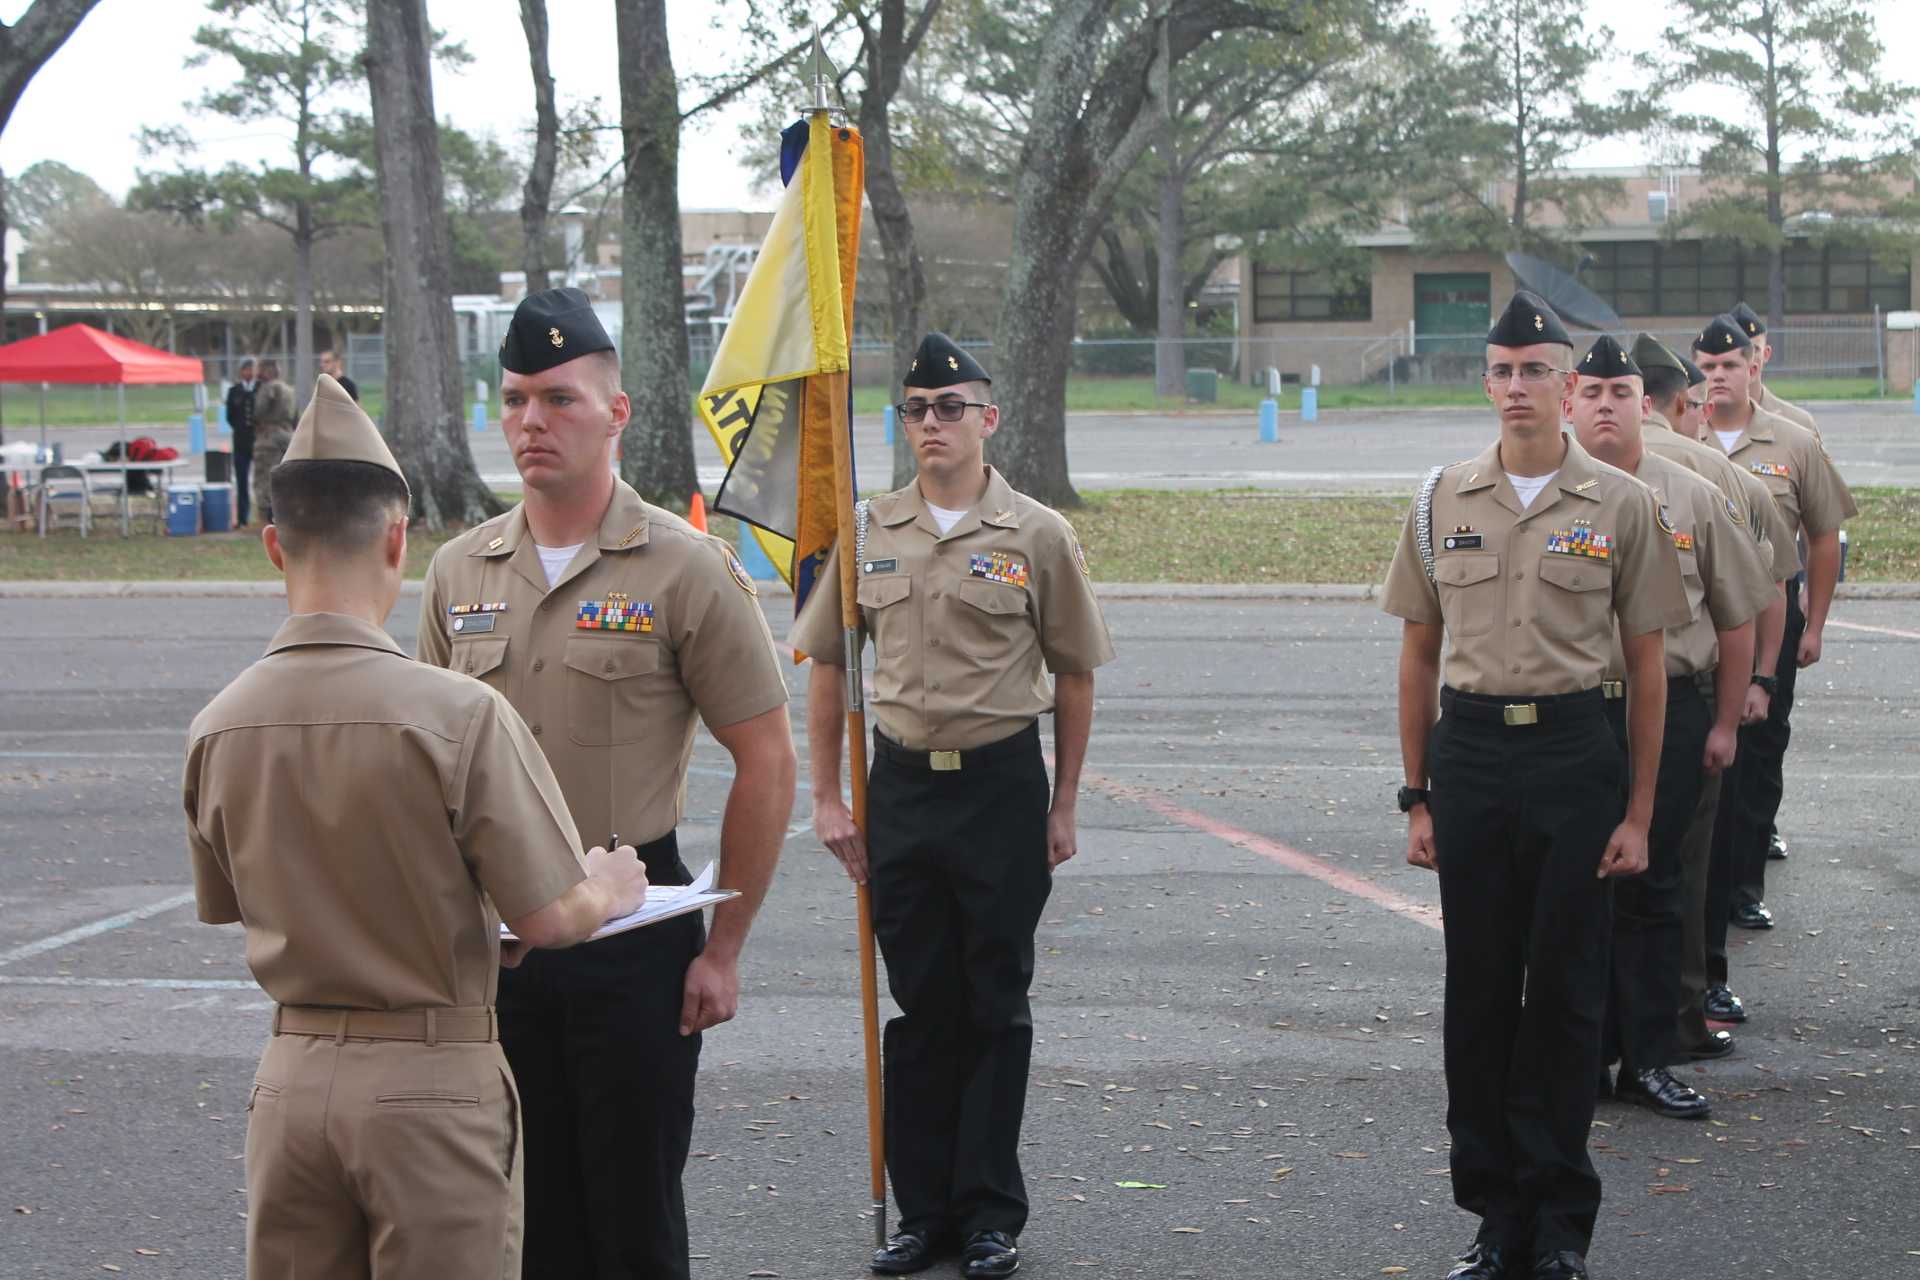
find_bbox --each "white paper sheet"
[500,861,737,943]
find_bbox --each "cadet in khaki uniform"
[417,289,796,1280]
[1693,315,1856,1015]
[1383,293,1688,1280]
[184,375,651,1280]
[1630,334,1792,1058]
[1566,336,1775,1122]
[1730,302,1821,438]
[793,333,1113,1280]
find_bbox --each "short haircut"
[1642,366,1688,405]
[259,359,281,380]
[237,357,255,370]
[588,348,622,397]
[269,460,410,557]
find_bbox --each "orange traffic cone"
[688,490,709,532]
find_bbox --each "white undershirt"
[1714,429,1743,453]
[1507,469,1559,509]
[535,541,584,589]
[926,502,968,535]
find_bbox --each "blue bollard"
[216,402,229,433]
[1258,398,1279,443]
[472,402,488,433]
[737,531,779,580]
[1301,386,1319,423]
[882,403,896,445]
[188,412,207,455]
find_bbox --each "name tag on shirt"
[1442,534,1483,550]
[862,558,898,575]
[450,613,496,634]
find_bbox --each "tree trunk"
[1153,142,1187,399]
[292,204,315,406]
[613,0,698,507]
[366,0,501,529]
[518,0,558,293]
[0,166,8,446]
[1760,0,1785,336]
[860,80,926,490]
[989,179,1087,506]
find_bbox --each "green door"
[1415,273,1492,354]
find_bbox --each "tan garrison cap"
[283,374,408,493]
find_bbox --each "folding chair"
[35,464,94,537]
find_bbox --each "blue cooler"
[200,482,235,533]
[165,485,202,536]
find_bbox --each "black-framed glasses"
[1483,363,1569,384]
[896,398,992,423]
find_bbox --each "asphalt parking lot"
[3,592,1916,1279]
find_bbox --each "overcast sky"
[2,0,1916,214]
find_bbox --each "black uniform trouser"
[1430,688,1620,1260]
[868,722,1052,1242]
[232,446,252,526]
[1602,677,1712,1075]
[1707,577,1804,982]
[497,832,703,1280]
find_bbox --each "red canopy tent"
[0,323,206,450]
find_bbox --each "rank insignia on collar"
[969,551,1030,587]
[486,536,505,551]
[1751,460,1791,478]
[1545,521,1612,560]
[1572,478,1598,492]
[447,602,508,615]
[616,523,645,547]
[992,509,1013,522]
[577,595,653,632]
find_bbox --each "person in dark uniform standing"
[1566,336,1775,1120]
[792,333,1114,1280]
[1381,293,1688,1280]
[418,288,798,1280]
[224,357,257,527]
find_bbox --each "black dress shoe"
[1731,902,1775,930]
[1596,1066,1614,1100]
[1616,1066,1711,1118]
[961,1230,1019,1279]
[1532,1251,1588,1279]
[1768,832,1789,860]
[1704,984,1747,1023]
[1446,1241,1510,1279]
[1686,1029,1736,1059]
[871,1232,937,1275]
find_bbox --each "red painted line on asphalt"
[1827,619,1920,641]
[1083,772,1442,933]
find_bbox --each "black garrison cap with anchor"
[1730,300,1767,337]
[1578,334,1642,379]
[904,331,991,389]
[499,286,616,375]
[1694,313,1753,355]
[1681,354,1708,387]
[1631,332,1687,377]
[1486,290,1573,347]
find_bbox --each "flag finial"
[805,26,836,113]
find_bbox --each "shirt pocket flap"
[956,576,1029,615]
[563,636,660,683]
[1537,555,1608,592]
[856,575,913,609]
[452,637,509,679]
[1434,553,1500,588]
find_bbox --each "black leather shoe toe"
[1687,1029,1736,1059]
[961,1230,1019,1279]
[1446,1241,1510,1279]
[1731,902,1775,930]
[1704,984,1747,1023]
[1533,1250,1589,1279]
[1617,1066,1710,1118]
[871,1233,936,1275]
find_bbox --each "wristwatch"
[1750,674,1779,696]
[1397,786,1431,813]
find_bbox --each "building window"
[1253,264,1371,322]
[1579,239,1910,316]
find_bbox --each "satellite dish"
[1504,251,1623,332]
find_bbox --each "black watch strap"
[1750,673,1779,695]
[1397,786,1431,813]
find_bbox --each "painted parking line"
[0,890,198,968]
[1082,772,1441,933]
[1828,619,1920,641]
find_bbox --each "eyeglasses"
[1484,363,1570,384]
[896,398,992,423]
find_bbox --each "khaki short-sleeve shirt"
[1705,405,1856,543]
[418,480,789,846]
[1760,384,1820,440]
[1644,412,1797,583]
[1380,434,1690,695]
[1610,452,1777,678]
[183,613,587,1010]
[788,467,1115,750]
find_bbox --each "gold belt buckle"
[929,749,963,772]
[1502,703,1539,726]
